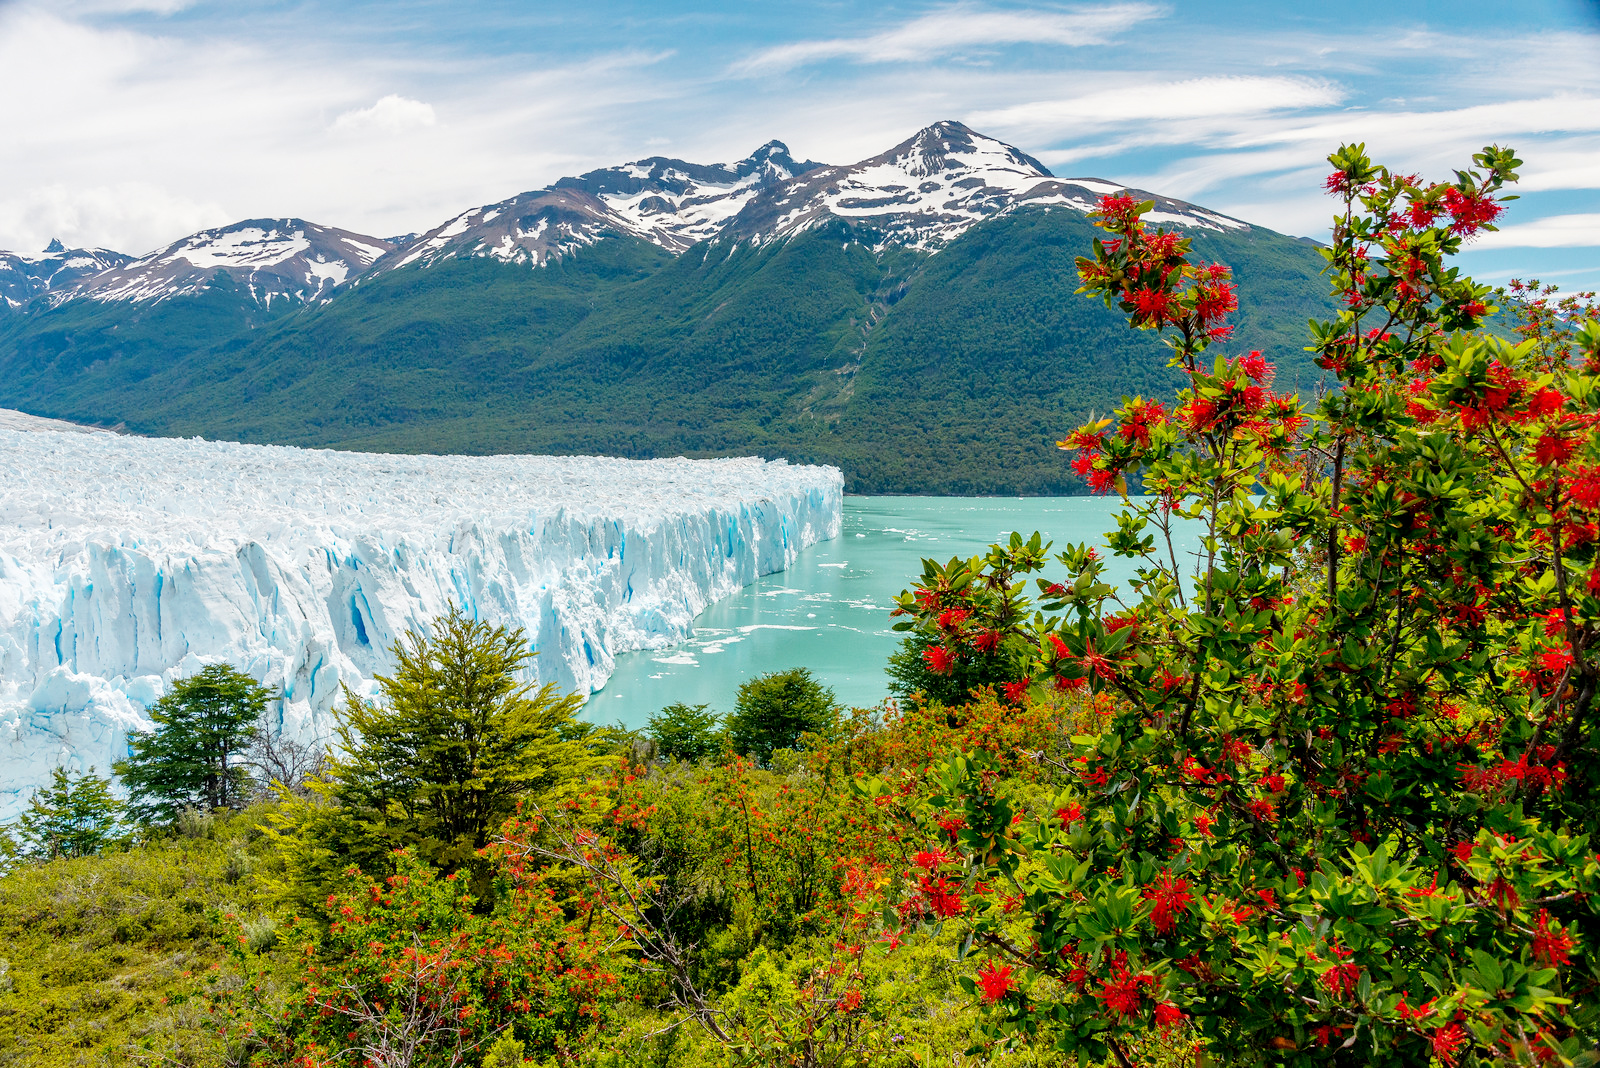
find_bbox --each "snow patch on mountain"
[64,220,394,306]
[560,141,823,251]
[0,428,841,818]
[0,241,132,310]
[724,121,1251,250]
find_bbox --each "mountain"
[362,141,820,275]
[0,121,1335,491]
[719,121,1247,249]
[0,240,132,312]
[63,219,393,306]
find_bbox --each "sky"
[2,0,1598,289]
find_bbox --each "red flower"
[1528,388,1565,417]
[922,645,956,675]
[920,875,964,919]
[1433,1022,1468,1066]
[1143,872,1194,934]
[1002,677,1031,703]
[972,629,1000,653]
[1056,803,1085,827]
[1239,350,1273,382]
[937,607,969,630]
[1532,909,1576,968]
[838,989,863,1013]
[1534,433,1576,467]
[1095,965,1154,1016]
[1078,643,1118,680]
[1246,798,1277,823]
[976,962,1016,1003]
[1321,947,1361,998]
[1153,1001,1186,1028]
[912,848,949,872]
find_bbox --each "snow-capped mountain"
[722,120,1248,249]
[554,140,822,250]
[365,141,822,277]
[0,240,132,310]
[63,219,393,307]
[367,121,1248,277]
[371,189,630,273]
[5,122,1256,309]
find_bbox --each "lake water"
[590,495,1190,730]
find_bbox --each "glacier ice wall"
[0,426,841,818]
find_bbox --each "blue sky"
[2,0,1597,289]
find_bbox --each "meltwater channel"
[591,495,1199,728]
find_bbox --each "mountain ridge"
[0,122,1335,495]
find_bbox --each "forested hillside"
[0,206,1332,493]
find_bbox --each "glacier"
[0,424,842,818]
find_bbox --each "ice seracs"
[0,424,842,818]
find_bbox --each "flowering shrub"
[888,145,1600,1065]
[217,851,616,1066]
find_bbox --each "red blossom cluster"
[1094,956,1156,1017]
[1143,871,1194,934]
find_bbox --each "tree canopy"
[312,604,606,874]
[727,668,837,765]
[115,664,272,824]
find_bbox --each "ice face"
[0,425,842,818]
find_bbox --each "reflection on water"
[588,495,1194,731]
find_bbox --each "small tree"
[647,702,723,763]
[116,664,271,825]
[727,668,836,766]
[322,604,605,873]
[9,766,125,861]
[242,720,329,798]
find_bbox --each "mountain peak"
[889,120,1054,180]
[44,238,65,254]
[65,219,394,306]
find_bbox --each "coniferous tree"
[727,668,837,766]
[11,766,126,861]
[115,664,272,824]
[323,604,606,872]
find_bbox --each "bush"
[726,668,837,766]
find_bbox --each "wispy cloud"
[1476,213,1600,249]
[972,75,1343,132]
[730,3,1164,75]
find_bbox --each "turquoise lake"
[590,495,1194,729]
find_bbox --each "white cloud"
[731,3,1164,75]
[1475,213,1600,249]
[331,95,437,135]
[0,183,230,258]
[52,0,198,14]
